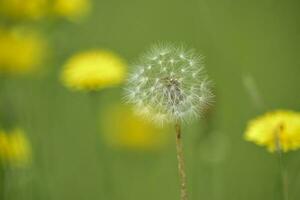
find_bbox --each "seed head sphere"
[125,44,213,125]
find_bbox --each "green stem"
[1,164,10,200]
[0,163,5,200]
[275,125,289,200]
[175,122,188,200]
[88,92,114,199]
[243,74,264,110]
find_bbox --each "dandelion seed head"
[125,43,213,125]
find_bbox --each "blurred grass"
[1,0,300,200]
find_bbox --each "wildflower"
[125,43,214,200]
[61,50,126,91]
[245,110,300,152]
[0,0,48,20]
[0,128,32,167]
[0,27,47,75]
[125,43,213,125]
[100,104,169,151]
[52,0,90,21]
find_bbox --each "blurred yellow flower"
[245,110,300,153]
[61,50,126,91]
[0,27,47,75]
[0,128,32,167]
[52,0,90,21]
[0,0,48,20]
[101,105,169,151]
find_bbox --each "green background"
[1,0,300,199]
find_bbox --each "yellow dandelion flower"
[52,0,90,21]
[0,0,48,20]
[101,104,170,151]
[0,128,31,167]
[244,110,300,153]
[0,131,10,162]
[0,27,47,75]
[61,50,126,91]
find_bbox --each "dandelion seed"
[125,43,213,124]
[151,56,158,60]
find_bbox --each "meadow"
[0,0,300,200]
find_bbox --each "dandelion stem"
[88,92,115,199]
[0,164,5,200]
[243,74,264,110]
[175,122,188,200]
[275,125,289,200]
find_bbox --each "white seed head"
[125,43,213,125]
